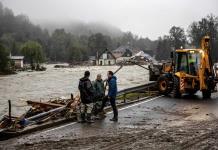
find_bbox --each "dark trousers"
[101,96,118,118]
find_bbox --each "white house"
[10,56,24,68]
[96,50,116,66]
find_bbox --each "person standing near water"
[92,74,105,117]
[78,71,95,123]
[101,71,118,121]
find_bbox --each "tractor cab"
[172,49,202,96]
[175,49,201,77]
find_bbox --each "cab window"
[176,52,189,73]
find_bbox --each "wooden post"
[124,94,126,103]
[8,100,11,121]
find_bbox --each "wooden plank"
[26,100,65,108]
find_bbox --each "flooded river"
[0,64,149,116]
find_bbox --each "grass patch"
[117,92,149,101]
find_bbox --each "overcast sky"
[1,0,218,40]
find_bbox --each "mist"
[40,21,123,37]
[1,0,218,40]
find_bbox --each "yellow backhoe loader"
[150,36,218,98]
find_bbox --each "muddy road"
[1,92,218,149]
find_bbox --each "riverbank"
[0,70,16,75]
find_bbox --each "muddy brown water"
[0,64,149,116]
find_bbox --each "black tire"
[172,76,181,98]
[202,71,212,99]
[188,89,198,96]
[202,89,211,99]
[157,76,172,95]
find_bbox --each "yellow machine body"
[174,36,212,94]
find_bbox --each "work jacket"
[93,79,105,99]
[78,77,94,104]
[108,76,117,98]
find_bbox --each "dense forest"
[0,1,218,73]
[0,2,157,63]
[156,16,218,61]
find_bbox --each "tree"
[88,33,112,55]
[169,26,186,50]
[0,43,10,73]
[21,40,44,69]
[0,2,161,63]
[188,14,218,61]
[156,36,171,60]
[121,32,135,47]
[67,40,87,63]
[49,29,71,62]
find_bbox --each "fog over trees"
[0,1,218,69]
[40,21,124,38]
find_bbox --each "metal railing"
[116,81,157,97]
[116,81,157,103]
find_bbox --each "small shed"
[10,56,24,69]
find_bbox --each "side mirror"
[170,51,174,59]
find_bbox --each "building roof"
[112,46,130,58]
[10,56,24,60]
[97,49,116,60]
[112,46,141,58]
[131,51,157,62]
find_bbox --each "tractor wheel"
[188,91,197,96]
[157,76,172,95]
[202,88,211,99]
[188,89,198,96]
[202,72,212,99]
[172,76,181,98]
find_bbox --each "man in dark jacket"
[101,71,118,121]
[78,71,95,123]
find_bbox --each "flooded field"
[0,64,149,116]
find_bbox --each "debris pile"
[0,94,80,137]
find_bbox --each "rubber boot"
[110,117,118,122]
[78,113,86,123]
[86,113,94,123]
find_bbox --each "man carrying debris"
[92,74,105,117]
[78,71,95,123]
[101,71,118,121]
